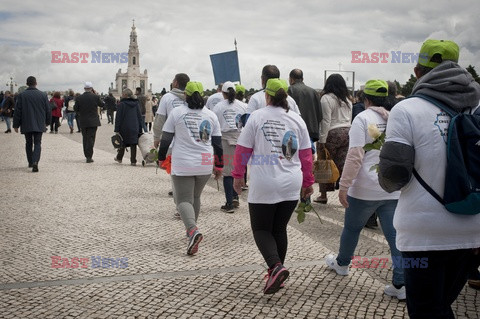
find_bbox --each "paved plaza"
[0,118,478,319]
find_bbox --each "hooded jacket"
[379,61,480,192]
[114,97,143,145]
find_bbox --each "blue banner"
[209,50,240,85]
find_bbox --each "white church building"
[109,21,152,99]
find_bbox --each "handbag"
[111,133,124,149]
[313,148,340,183]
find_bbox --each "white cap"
[84,81,93,89]
[221,81,235,93]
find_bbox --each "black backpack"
[410,94,480,215]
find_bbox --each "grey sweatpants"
[171,174,211,232]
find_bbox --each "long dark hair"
[323,74,350,105]
[226,88,235,104]
[186,92,205,109]
[269,89,289,112]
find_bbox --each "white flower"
[367,124,381,140]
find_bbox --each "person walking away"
[1,91,15,133]
[12,76,51,172]
[64,90,76,133]
[213,81,247,213]
[49,92,63,133]
[114,89,143,166]
[104,93,117,124]
[157,81,223,256]
[145,96,154,132]
[325,79,405,300]
[74,82,103,163]
[136,87,148,133]
[378,39,480,318]
[232,78,314,294]
[315,74,352,204]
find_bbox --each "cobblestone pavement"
[0,118,478,318]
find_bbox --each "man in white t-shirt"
[246,65,301,116]
[205,84,224,113]
[378,39,480,318]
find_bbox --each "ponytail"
[186,92,205,109]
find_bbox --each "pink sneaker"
[263,263,289,294]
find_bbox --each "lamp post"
[6,77,17,94]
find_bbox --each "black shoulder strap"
[412,168,445,205]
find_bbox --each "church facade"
[109,21,152,99]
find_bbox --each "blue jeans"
[336,196,404,286]
[66,112,75,128]
[141,115,148,133]
[223,176,238,205]
[25,132,43,165]
[4,116,11,130]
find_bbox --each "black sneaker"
[86,158,94,163]
[221,203,235,213]
[32,163,39,173]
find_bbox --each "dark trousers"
[81,127,97,159]
[25,132,43,165]
[50,116,60,132]
[249,200,298,268]
[223,176,238,205]
[116,144,137,164]
[107,110,114,124]
[402,249,477,319]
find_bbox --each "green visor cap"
[265,78,288,97]
[185,81,204,97]
[418,39,459,68]
[364,79,388,97]
[235,84,246,94]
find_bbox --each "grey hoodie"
[378,62,480,193]
[153,89,186,142]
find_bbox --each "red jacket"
[50,97,63,118]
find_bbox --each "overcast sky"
[1,0,479,94]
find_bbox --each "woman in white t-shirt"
[213,81,247,213]
[324,80,405,300]
[232,78,314,295]
[158,81,223,256]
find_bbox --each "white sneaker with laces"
[325,254,349,275]
[384,285,406,300]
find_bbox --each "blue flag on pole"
[209,50,240,85]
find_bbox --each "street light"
[6,76,17,93]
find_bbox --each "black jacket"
[13,87,51,133]
[74,91,103,128]
[114,98,143,145]
[104,95,117,111]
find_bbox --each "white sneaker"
[384,285,406,300]
[325,254,349,276]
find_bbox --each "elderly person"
[114,89,143,166]
[157,81,223,256]
[233,78,314,294]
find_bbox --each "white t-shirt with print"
[386,97,480,251]
[214,99,247,132]
[156,92,186,117]
[237,106,311,204]
[205,92,224,112]
[246,90,301,115]
[348,108,400,200]
[163,104,222,176]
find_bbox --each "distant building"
[109,21,152,99]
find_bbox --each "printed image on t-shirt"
[235,114,243,130]
[281,131,298,161]
[434,111,450,143]
[199,120,212,143]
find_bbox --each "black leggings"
[249,200,298,269]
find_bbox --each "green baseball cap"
[265,78,288,97]
[185,81,204,97]
[418,39,459,68]
[235,84,246,94]
[364,79,388,97]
